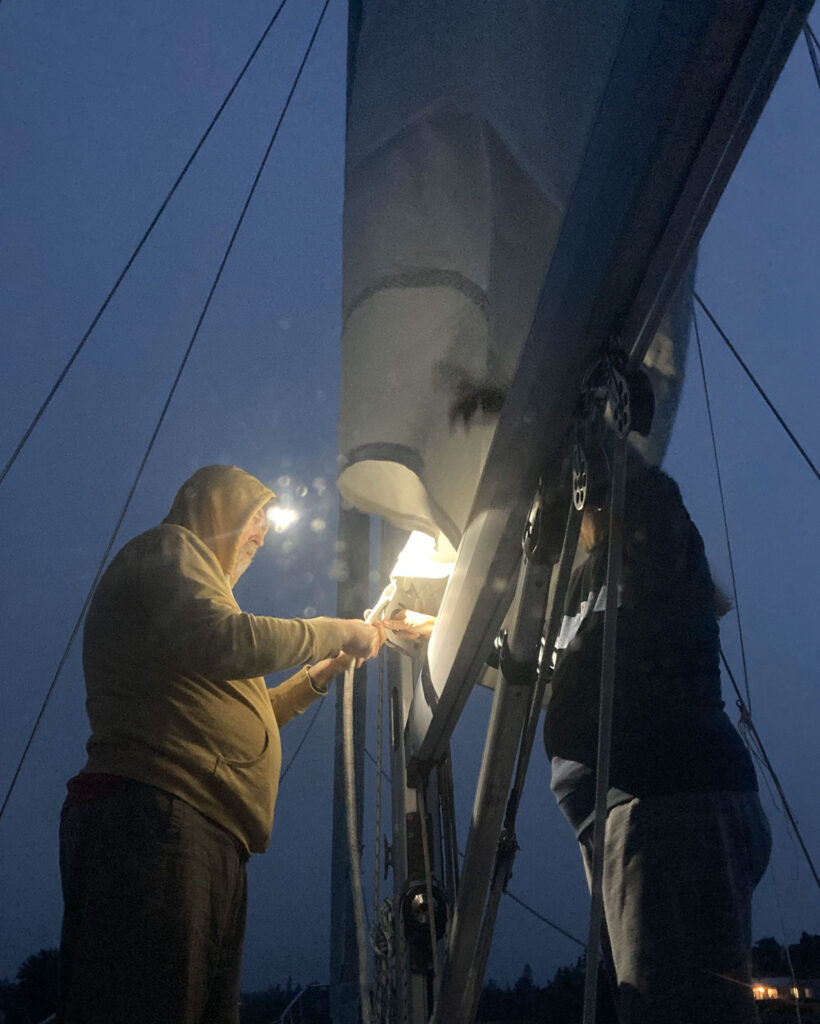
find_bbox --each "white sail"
[338,1,689,556]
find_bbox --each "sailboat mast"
[329,504,370,1024]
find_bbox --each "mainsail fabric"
[339,1,688,557]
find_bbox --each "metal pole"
[463,498,582,1023]
[432,484,559,1024]
[330,505,370,1024]
[388,648,436,1024]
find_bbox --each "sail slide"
[339,0,811,771]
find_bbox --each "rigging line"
[342,661,373,1024]
[372,650,385,928]
[582,433,627,1024]
[805,23,820,93]
[454,850,585,949]
[364,746,391,785]
[720,649,820,894]
[693,292,819,483]
[503,893,585,950]
[416,782,442,1000]
[693,305,753,712]
[747,734,805,894]
[742,790,809,1018]
[0,0,291,491]
[280,699,326,784]
[0,0,333,825]
[762,820,805,1023]
[359,749,584,948]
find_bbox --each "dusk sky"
[1,0,818,995]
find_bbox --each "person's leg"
[58,781,247,1024]
[201,855,247,1024]
[590,791,770,1024]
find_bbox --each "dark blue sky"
[1,0,818,992]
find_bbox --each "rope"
[693,304,753,712]
[0,0,332,825]
[804,23,820,94]
[280,698,326,784]
[693,292,819,483]
[370,899,396,1024]
[372,650,386,938]
[339,583,397,1024]
[721,651,820,893]
[364,746,391,784]
[0,0,292,490]
[766,868,804,1024]
[582,433,627,1024]
[693,294,820,893]
[342,661,373,1024]
[439,752,460,898]
[503,892,585,949]
[416,782,442,998]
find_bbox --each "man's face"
[234,507,268,581]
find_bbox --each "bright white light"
[390,531,455,580]
[266,506,298,532]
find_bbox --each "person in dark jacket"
[543,451,770,1023]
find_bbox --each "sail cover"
[339,1,689,557]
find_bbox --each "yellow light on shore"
[267,506,299,532]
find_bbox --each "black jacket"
[544,465,756,804]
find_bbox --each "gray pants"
[59,780,248,1024]
[581,790,771,1024]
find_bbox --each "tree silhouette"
[514,962,534,993]
[753,937,788,976]
[753,934,820,979]
[16,948,59,1022]
[790,933,820,978]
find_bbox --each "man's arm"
[268,652,353,725]
[140,528,383,679]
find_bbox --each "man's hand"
[383,609,437,640]
[308,651,354,692]
[335,619,387,666]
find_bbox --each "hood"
[163,465,274,585]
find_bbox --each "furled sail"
[338,0,690,558]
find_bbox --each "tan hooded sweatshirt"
[81,465,343,853]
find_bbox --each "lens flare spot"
[267,507,298,532]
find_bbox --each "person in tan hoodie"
[58,465,385,1024]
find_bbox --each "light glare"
[267,506,298,532]
[390,531,454,580]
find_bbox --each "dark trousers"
[58,780,248,1024]
[581,790,771,1024]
